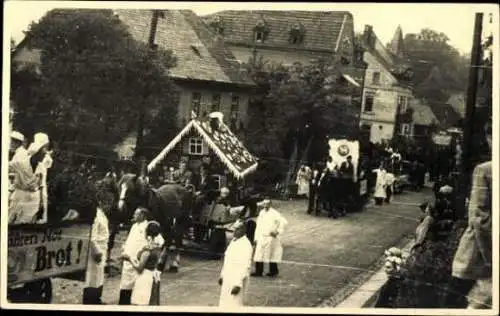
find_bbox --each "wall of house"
[175,83,250,128]
[360,120,395,144]
[360,51,413,143]
[227,44,331,67]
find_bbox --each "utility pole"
[135,9,161,164]
[456,12,483,219]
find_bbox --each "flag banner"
[327,138,360,182]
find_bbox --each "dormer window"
[253,19,269,43]
[289,23,305,44]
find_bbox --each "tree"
[11,9,179,162]
[243,57,359,165]
[402,28,469,100]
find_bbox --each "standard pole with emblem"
[456,13,483,220]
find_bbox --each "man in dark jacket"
[307,163,323,214]
[339,155,355,214]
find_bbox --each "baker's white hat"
[28,132,50,154]
[11,131,25,142]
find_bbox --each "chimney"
[209,111,224,130]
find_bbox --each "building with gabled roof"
[395,98,438,140]
[427,101,463,130]
[114,9,256,131]
[148,112,258,189]
[12,9,256,140]
[202,10,354,65]
[201,10,367,87]
[358,25,414,144]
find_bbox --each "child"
[123,221,164,306]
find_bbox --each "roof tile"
[410,99,437,126]
[202,10,351,52]
[115,9,254,86]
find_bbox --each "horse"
[116,173,194,273]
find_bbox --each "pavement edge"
[332,238,414,308]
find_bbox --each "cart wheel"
[24,278,52,303]
[193,224,207,242]
[208,228,226,260]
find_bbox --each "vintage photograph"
[2,1,497,313]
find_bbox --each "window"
[188,137,203,155]
[290,34,300,44]
[255,31,265,42]
[211,94,221,112]
[397,96,408,113]
[400,124,412,136]
[364,94,374,112]
[360,124,371,139]
[372,72,381,85]
[230,96,240,119]
[191,92,201,114]
[289,23,304,44]
[212,174,222,190]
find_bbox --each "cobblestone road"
[51,189,431,307]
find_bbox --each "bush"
[47,156,98,224]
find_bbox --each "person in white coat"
[118,207,149,305]
[29,133,53,224]
[82,185,112,304]
[9,132,50,224]
[218,220,253,307]
[251,199,288,277]
[8,132,31,202]
[372,162,387,206]
[125,221,165,306]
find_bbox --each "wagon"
[7,221,93,304]
[147,112,262,259]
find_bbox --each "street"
[51,188,431,307]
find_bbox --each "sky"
[4,1,498,54]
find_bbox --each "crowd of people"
[9,125,491,308]
[295,149,409,218]
[84,185,287,307]
[7,129,288,307]
[375,119,492,309]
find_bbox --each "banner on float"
[327,139,359,182]
[8,224,92,286]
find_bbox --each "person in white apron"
[218,221,253,308]
[123,221,164,306]
[9,132,49,224]
[8,131,31,204]
[118,207,149,305]
[373,163,387,206]
[251,199,288,277]
[83,189,111,304]
[295,166,309,198]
